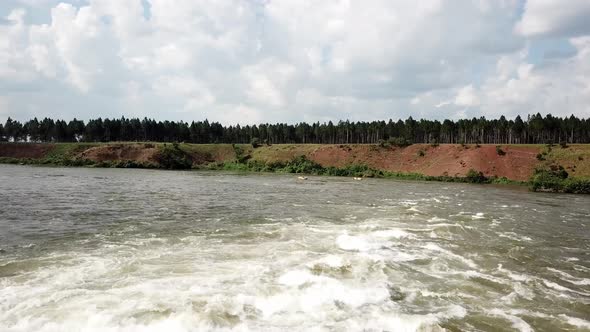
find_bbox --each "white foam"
[489,309,534,332]
[371,229,413,239]
[547,267,590,285]
[498,232,532,242]
[423,243,477,269]
[542,280,590,296]
[278,270,315,286]
[497,264,532,282]
[558,314,590,329]
[472,212,485,219]
[336,234,371,252]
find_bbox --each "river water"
[0,164,589,332]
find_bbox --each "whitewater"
[0,165,589,331]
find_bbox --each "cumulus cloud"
[0,0,589,123]
[454,85,480,107]
[516,0,590,38]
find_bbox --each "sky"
[1,0,590,124]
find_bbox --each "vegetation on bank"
[202,155,524,186]
[530,165,590,194]
[1,142,589,193]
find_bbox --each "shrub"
[377,139,390,148]
[282,155,324,174]
[559,141,568,149]
[578,156,584,161]
[530,164,590,193]
[417,149,425,157]
[465,169,488,183]
[251,137,261,148]
[536,153,545,161]
[387,137,412,147]
[496,146,506,156]
[156,144,192,169]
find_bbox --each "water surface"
[0,165,589,331]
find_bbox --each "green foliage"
[156,144,192,169]
[546,144,553,153]
[528,164,590,193]
[377,139,390,148]
[0,157,22,164]
[489,176,523,185]
[232,144,250,163]
[4,112,590,145]
[536,153,545,161]
[465,169,489,183]
[496,146,506,156]
[251,137,261,148]
[387,137,412,147]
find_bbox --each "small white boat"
[297,176,308,180]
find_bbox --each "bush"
[282,155,324,174]
[387,137,412,147]
[418,149,425,157]
[465,169,488,183]
[496,146,506,156]
[559,141,568,149]
[536,153,545,161]
[156,144,192,169]
[251,137,261,148]
[377,139,390,148]
[530,164,576,192]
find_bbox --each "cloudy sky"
[1,0,589,124]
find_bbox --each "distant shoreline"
[1,142,589,193]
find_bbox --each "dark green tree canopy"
[1,114,589,144]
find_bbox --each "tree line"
[1,113,589,145]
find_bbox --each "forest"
[1,113,589,145]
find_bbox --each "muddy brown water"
[0,164,589,331]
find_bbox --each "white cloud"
[0,0,589,124]
[474,36,590,118]
[241,58,297,108]
[517,0,590,38]
[454,85,480,107]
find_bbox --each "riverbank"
[1,142,589,192]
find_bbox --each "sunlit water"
[0,164,589,332]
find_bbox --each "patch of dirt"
[0,143,55,159]
[309,144,540,181]
[77,144,159,163]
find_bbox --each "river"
[0,164,589,331]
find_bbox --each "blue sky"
[1,0,590,124]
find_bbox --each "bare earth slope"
[2,143,589,181]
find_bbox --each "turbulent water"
[0,165,589,332]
